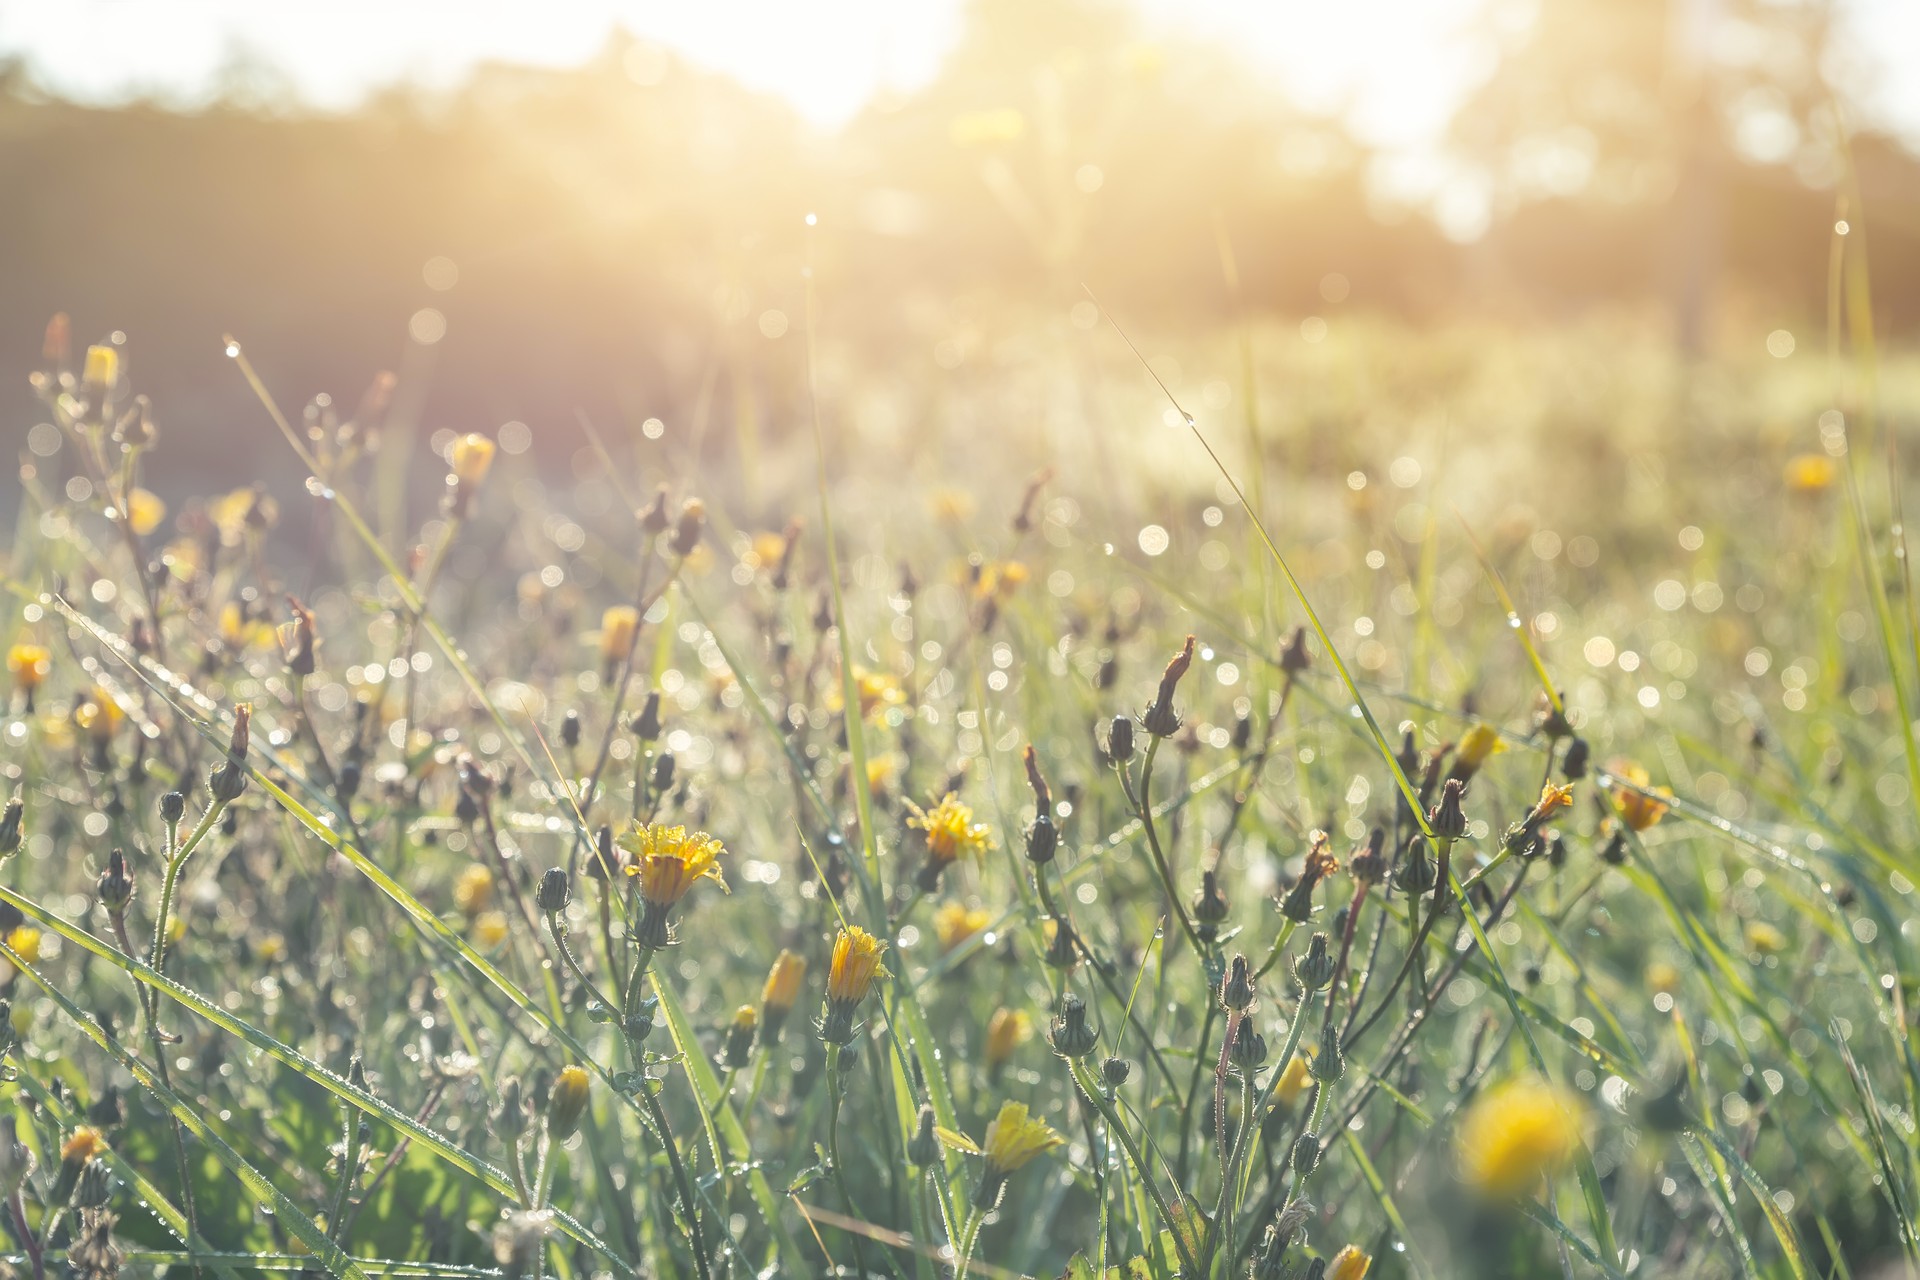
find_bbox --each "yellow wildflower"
[449,433,495,485]
[1327,1245,1373,1280]
[908,793,993,888]
[5,928,40,964]
[820,926,888,1044]
[1453,723,1504,775]
[75,688,124,744]
[7,644,50,693]
[546,1065,590,1139]
[934,902,991,952]
[1745,920,1787,955]
[82,344,118,389]
[474,912,510,949]
[599,606,639,668]
[454,865,494,919]
[977,1099,1062,1198]
[985,1007,1031,1069]
[620,823,727,909]
[60,1126,104,1166]
[1608,762,1671,832]
[1531,782,1575,821]
[1273,1050,1315,1109]
[1457,1077,1584,1198]
[125,488,166,537]
[760,950,807,1037]
[1784,454,1836,493]
[211,486,279,544]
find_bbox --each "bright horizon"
[4,0,1916,154]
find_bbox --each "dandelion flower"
[449,434,495,486]
[1745,920,1787,955]
[975,1100,1062,1200]
[454,865,494,919]
[1327,1245,1373,1280]
[1457,1077,1584,1198]
[7,645,49,700]
[5,928,40,964]
[125,488,167,537]
[619,822,728,946]
[74,689,124,745]
[820,925,888,1044]
[1784,454,1836,493]
[1608,762,1671,832]
[1452,723,1504,777]
[908,793,993,889]
[759,949,807,1038]
[1274,1051,1316,1109]
[985,1007,1031,1069]
[60,1127,105,1167]
[546,1065,590,1140]
[934,902,990,952]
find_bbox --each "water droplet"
[1506,613,1522,629]
[1182,412,1196,428]
[224,342,240,358]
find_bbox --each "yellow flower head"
[761,949,808,1015]
[1785,454,1836,493]
[827,926,888,1006]
[60,1126,105,1166]
[211,487,279,544]
[620,823,728,909]
[454,865,494,919]
[934,902,991,952]
[74,688,124,743]
[985,1007,1031,1068]
[1647,961,1680,994]
[83,344,118,389]
[981,1099,1063,1175]
[849,668,904,721]
[1327,1245,1373,1280]
[6,928,40,965]
[449,433,496,485]
[7,645,50,692]
[126,488,167,537]
[1745,920,1787,955]
[749,531,788,569]
[1455,723,1504,772]
[474,911,510,948]
[909,794,993,868]
[1274,1050,1315,1109]
[1608,762,1671,833]
[1531,782,1575,821]
[599,606,639,666]
[1457,1077,1584,1198]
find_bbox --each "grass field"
[4,279,1920,1280]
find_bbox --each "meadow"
[3,275,1920,1280]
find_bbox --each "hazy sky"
[4,0,1915,153]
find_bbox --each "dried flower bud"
[1348,827,1386,885]
[537,867,571,915]
[1141,634,1195,738]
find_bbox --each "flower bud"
[1228,1018,1268,1073]
[1047,992,1097,1060]
[1428,777,1468,840]
[545,1065,590,1141]
[1294,933,1336,991]
[536,867,571,915]
[907,1105,940,1167]
[559,709,581,749]
[1141,635,1195,738]
[652,751,675,794]
[82,344,118,392]
[494,1077,529,1142]
[720,1006,758,1070]
[630,690,663,742]
[1043,917,1079,971]
[1396,837,1437,896]
[1348,827,1386,886]
[1025,812,1058,864]
[1278,626,1310,676]
[1102,1056,1131,1088]
[670,499,706,558]
[208,704,251,804]
[1310,1018,1344,1084]
[1192,869,1229,941]
[1106,715,1135,765]
[96,849,134,915]
[1562,736,1590,782]
[159,790,186,825]
[449,434,495,486]
[0,798,20,859]
[586,824,621,881]
[638,485,670,535]
[1290,1132,1321,1177]
[1220,954,1256,1012]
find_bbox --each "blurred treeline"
[2,0,1917,483]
